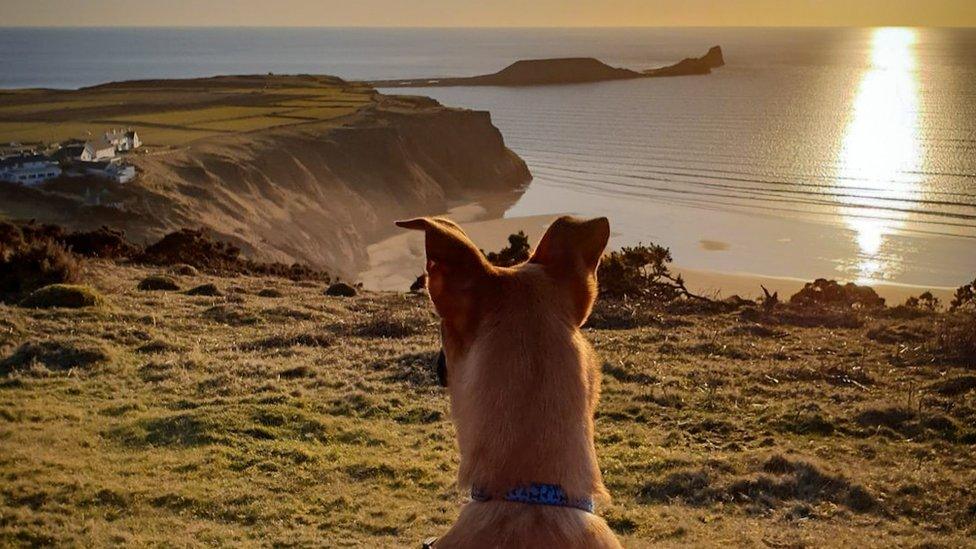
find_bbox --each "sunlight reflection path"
[837,27,921,283]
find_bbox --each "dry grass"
[0,262,974,546]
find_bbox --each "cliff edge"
[0,80,531,278]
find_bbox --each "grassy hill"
[1,261,974,546]
[0,75,374,147]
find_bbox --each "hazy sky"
[2,0,974,27]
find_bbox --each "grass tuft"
[19,284,104,309]
[1,338,114,374]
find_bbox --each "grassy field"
[1,261,975,547]
[0,76,377,147]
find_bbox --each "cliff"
[0,91,530,278]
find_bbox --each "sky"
[1,0,974,27]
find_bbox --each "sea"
[1,27,974,288]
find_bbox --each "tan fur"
[397,216,622,548]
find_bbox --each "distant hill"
[368,46,724,88]
[461,57,640,86]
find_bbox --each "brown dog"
[397,215,622,549]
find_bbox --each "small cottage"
[104,128,141,152]
[81,138,116,162]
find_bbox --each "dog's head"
[396,216,609,384]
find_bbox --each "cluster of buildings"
[0,128,141,187]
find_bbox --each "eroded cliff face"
[111,98,530,277]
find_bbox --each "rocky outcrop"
[644,46,725,77]
[369,46,724,88]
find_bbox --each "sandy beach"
[361,207,958,304]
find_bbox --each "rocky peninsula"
[367,46,724,87]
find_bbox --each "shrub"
[137,228,331,282]
[950,279,976,312]
[62,226,138,258]
[171,264,199,276]
[0,221,25,254]
[20,284,104,309]
[138,228,242,271]
[0,240,81,303]
[138,275,180,291]
[789,279,884,309]
[1,338,114,374]
[597,244,706,303]
[933,313,976,365]
[483,231,530,267]
[409,274,427,293]
[904,291,941,311]
[257,288,283,298]
[185,283,222,296]
[351,312,426,338]
[325,282,357,297]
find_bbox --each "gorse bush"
[789,279,885,309]
[597,244,704,302]
[1,221,331,283]
[905,291,941,311]
[481,232,705,304]
[138,228,243,271]
[63,226,138,258]
[0,240,81,303]
[950,278,976,312]
[483,231,531,267]
[138,228,331,281]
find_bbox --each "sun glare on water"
[836,27,921,283]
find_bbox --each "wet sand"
[360,206,957,304]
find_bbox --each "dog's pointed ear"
[529,216,610,324]
[395,217,491,324]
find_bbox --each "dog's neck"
[447,319,606,504]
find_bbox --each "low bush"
[933,313,976,365]
[598,244,704,302]
[0,240,81,303]
[138,275,180,291]
[257,288,283,298]
[950,278,976,312]
[185,283,222,296]
[19,284,104,309]
[62,226,138,259]
[789,278,884,309]
[137,228,331,282]
[325,282,357,297]
[483,231,530,267]
[904,291,941,311]
[1,338,114,374]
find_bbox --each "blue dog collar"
[471,483,594,513]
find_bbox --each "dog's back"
[397,216,622,549]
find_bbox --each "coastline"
[360,205,959,304]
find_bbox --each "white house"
[104,128,141,152]
[0,154,62,186]
[81,138,117,162]
[82,159,136,184]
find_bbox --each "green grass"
[108,106,287,127]
[0,76,377,147]
[0,261,973,546]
